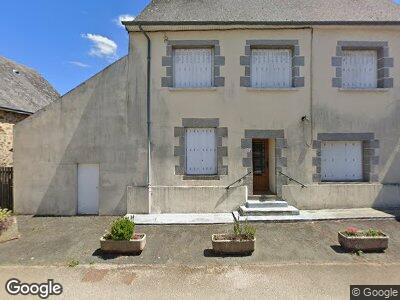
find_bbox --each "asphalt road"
[1,217,400,299]
[1,216,400,266]
[0,263,400,299]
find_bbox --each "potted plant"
[0,208,19,243]
[338,226,389,252]
[100,217,146,254]
[212,219,256,254]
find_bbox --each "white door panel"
[321,141,363,181]
[78,164,99,215]
[186,128,217,175]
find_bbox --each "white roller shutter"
[321,141,363,181]
[251,48,292,88]
[185,128,217,175]
[342,50,377,89]
[173,48,213,88]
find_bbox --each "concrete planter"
[0,216,19,243]
[338,232,389,252]
[100,233,146,254]
[212,234,255,254]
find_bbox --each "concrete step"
[245,200,288,208]
[239,205,300,216]
[248,194,278,201]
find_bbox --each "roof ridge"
[133,0,400,23]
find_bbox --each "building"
[13,0,400,216]
[0,55,59,167]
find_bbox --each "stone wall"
[0,110,27,167]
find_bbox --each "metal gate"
[0,167,13,210]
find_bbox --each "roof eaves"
[123,20,400,26]
[0,105,34,115]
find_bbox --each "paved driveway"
[0,216,399,266]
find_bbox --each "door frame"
[252,139,270,195]
[241,129,287,197]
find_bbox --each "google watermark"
[5,278,63,299]
[351,285,400,299]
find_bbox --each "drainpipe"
[309,27,314,147]
[139,25,152,195]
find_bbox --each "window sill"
[246,87,299,91]
[183,175,220,180]
[338,88,389,92]
[168,87,218,92]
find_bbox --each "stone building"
[13,0,400,216]
[0,56,59,166]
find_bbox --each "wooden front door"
[252,139,269,194]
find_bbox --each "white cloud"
[115,14,135,28]
[81,33,118,59]
[68,61,90,68]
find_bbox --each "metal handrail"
[226,171,252,190]
[278,171,306,188]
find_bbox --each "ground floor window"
[185,128,217,175]
[321,141,363,182]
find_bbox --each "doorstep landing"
[126,208,400,225]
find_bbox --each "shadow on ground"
[373,208,400,222]
[203,249,253,258]
[330,245,348,254]
[92,249,142,260]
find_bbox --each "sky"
[0,0,150,95]
[1,0,400,95]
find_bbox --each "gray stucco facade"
[13,24,400,215]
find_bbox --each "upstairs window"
[342,50,377,89]
[173,48,213,88]
[185,128,217,175]
[251,48,292,88]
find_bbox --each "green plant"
[342,227,383,237]
[0,208,12,231]
[365,228,380,237]
[233,219,256,240]
[67,259,79,267]
[233,219,242,236]
[243,222,256,240]
[109,217,135,241]
[355,250,364,256]
[344,226,359,236]
[0,208,11,222]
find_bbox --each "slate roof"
[132,0,400,24]
[0,56,59,114]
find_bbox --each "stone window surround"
[161,40,225,88]
[240,40,305,88]
[332,41,394,89]
[312,133,379,183]
[174,118,228,180]
[241,130,288,196]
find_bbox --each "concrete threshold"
[127,208,400,225]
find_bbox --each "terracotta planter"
[212,234,255,254]
[100,233,146,254]
[338,232,389,252]
[0,216,19,243]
